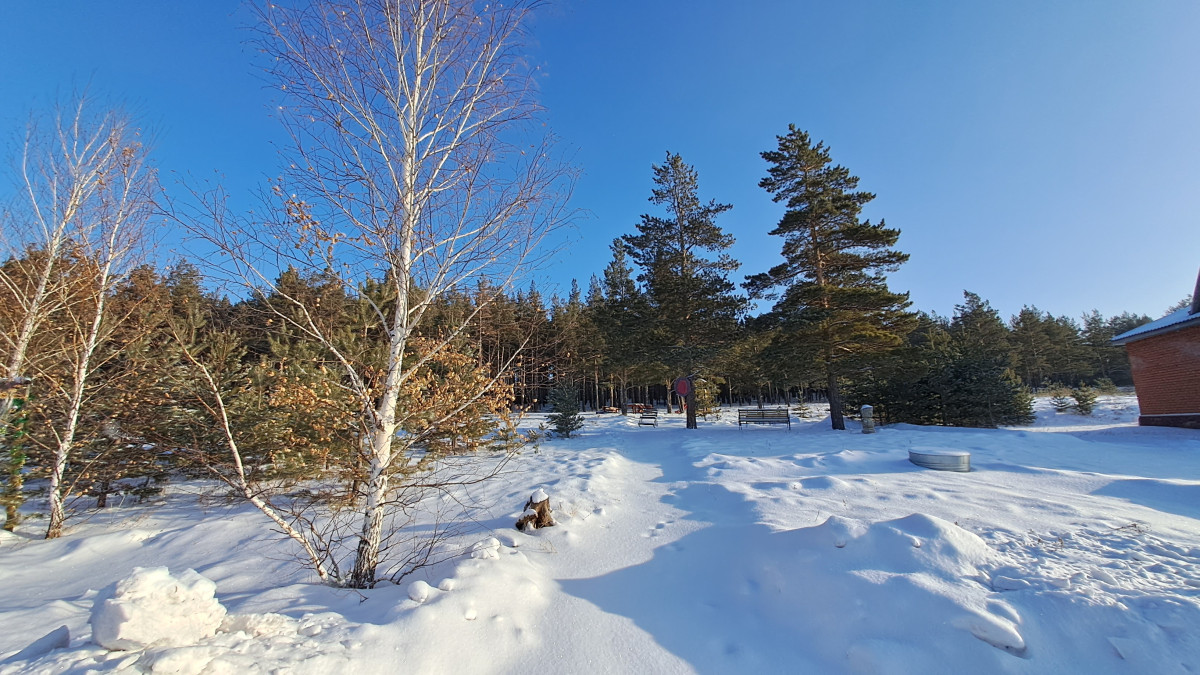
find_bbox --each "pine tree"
[1009,307,1053,388]
[848,296,1033,429]
[1165,295,1193,314]
[621,153,745,429]
[1081,310,1148,387]
[1071,383,1097,416]
[1042,315,1093,385]
[747,126,912,430]
[843,312,949,426]
[1049,385,1074,413]
[593,243,654,410]
[551,280,603,409]
[547,380,585,438]
[942,292,1033,427]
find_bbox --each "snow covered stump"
[90,567,226,651]
[515,489,554,531]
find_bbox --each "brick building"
[1112,271,1200,429]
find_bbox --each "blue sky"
[2,1,1198,321]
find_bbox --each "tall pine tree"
[594,243,654,410]
[942,292,1033,427]
[621,153,744,428]
[747,126,912,430]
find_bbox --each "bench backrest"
[738,408,788,417]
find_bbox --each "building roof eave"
[1111,308,1200,345]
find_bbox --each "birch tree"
[1,96,156,534]
[182,0,570,588]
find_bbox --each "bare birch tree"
[179,0,571,587]
[1,96,156,534]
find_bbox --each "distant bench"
[637,408,659,427]
[738,408,791,429]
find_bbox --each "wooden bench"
[737,408,791,429]
[637,408,659,427]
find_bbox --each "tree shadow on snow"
[559,479,1021,673]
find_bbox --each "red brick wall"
[1126,323,1200,415]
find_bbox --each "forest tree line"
[1,193,1161,537]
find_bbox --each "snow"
[89,567,226,651]
[2,395,1200,673]
[407,580,433,604]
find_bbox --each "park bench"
[737,407,791,429]
[637,408,659,427]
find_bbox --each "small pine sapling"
[1072,383,1097,416]
[792,397,811,418]
[547,381,585,438]
[694,378,721,420]
[1049,386,1074,414]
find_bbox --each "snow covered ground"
[3,395,1200,674]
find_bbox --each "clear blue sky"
[2,1,1198,322]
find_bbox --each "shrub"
[1072,383,1097,416]
[1049,385,1074,413]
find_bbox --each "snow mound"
[408,580,433,603]
[220,612,294,637]
[806,513,991,561]
[470,537,502,559]
[90,567,226,651]
[3,625,70,665]
[810,514,868,548]
[880,513,994,570]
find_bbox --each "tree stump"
[515,489,554,531]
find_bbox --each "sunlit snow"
[2,395,1198,673]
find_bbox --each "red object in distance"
[673,377,690,397]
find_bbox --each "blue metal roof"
[1111,307,1200,345]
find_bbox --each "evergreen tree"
[747,126,912,430]
[1042,315,1093,385]
[1009,307,1094,389]
[1071,383,1097,416]
[843,312,950,426]
[1164,295,1193,315]
[512,283,552,410]
[70,265,179,507]
[1049,385,1074,413]
[848,295,1033,428]
[942,292,1033,427]
[1081,310,1148,387]
[621,153,745,429]
[593,243,654,410]
[547,380,585,438]
[1009,307,1053,388]
[551,280,603,409]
